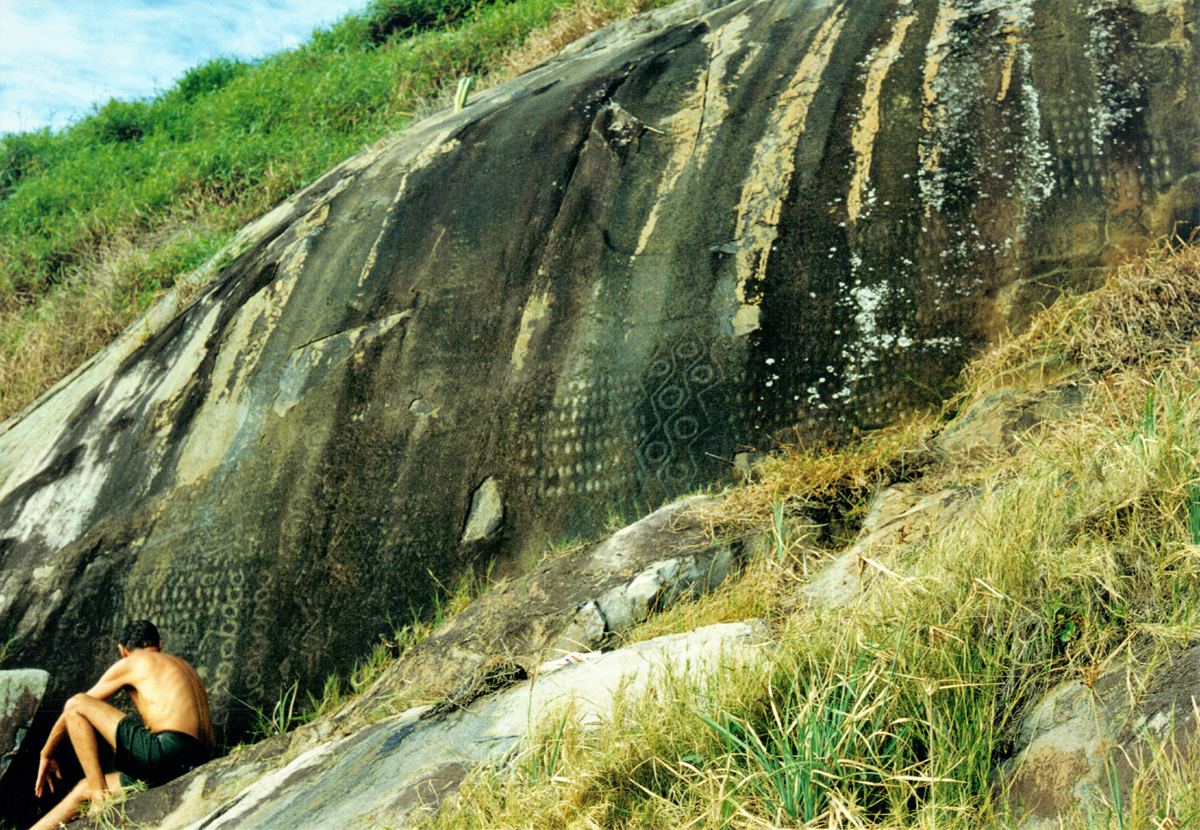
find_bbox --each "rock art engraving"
[0,0,1194,741]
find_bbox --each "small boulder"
[1000,642,1200,828]
[0,669,49,781]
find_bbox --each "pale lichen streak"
[728,1,848,335]
[920,0,961,181]
[846,12,915,226]
[632,11,758,258]
[358,127,460,288]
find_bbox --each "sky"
[0,0,371,135]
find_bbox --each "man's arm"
[35,657,137,795]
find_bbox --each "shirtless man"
[31,620,215,830]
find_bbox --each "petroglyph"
[1,0,1193,747]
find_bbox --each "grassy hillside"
[0,0,662,422]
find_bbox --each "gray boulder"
[1000,642,1200,828]
[0,669,47,781]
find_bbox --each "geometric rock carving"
[0,0,1195,780]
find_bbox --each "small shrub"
[87,98,155,144]
[173,57,249,102]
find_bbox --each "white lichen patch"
[5,441,110,552]
[0,283,249,551]
[824,277,961,397]
[846,12,916,225]
[1085,0,1145,153]
[917,0,1053,260]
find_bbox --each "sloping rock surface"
[27,495,743,828]
[1,0,1195,761]
[82,621,769,830]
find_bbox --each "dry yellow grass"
[500,0,623,76]
[966,240,1200,396]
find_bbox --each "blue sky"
[0,0,371,135]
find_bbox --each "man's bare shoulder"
[133,650,202,678]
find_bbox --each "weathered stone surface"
[336,495,741,727]
[799,482,978,609]
[0,0,1195,764]
[0,669,47,781]
[936,380,1092,457]
[77,621,769,830]
[1000,642,1200,828]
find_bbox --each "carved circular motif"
[643,441,670,464]
[671,415,699,440]
[673,338,702,361]
[656,385,686,410]
[648,357,673,378]
[689,364,715,386]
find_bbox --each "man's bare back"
[119,649,215,746]
[31,620,214,830]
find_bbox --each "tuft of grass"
[963,240,1200,397]
[701,413,937,552]
[78,779,148,830]
[248,681,304,739]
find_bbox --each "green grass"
[0,0,667,420]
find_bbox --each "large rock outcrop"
[0,0,1196,758]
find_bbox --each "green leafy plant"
[250,681,303,738]
[1047,596,1082,650]
[697,641,927,825]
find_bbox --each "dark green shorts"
[115,715,209,788]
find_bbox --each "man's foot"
[82,782,126,813]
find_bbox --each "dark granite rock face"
[0,0,1195,748]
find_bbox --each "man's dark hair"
[119,620,161,650]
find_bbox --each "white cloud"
[0,0,367,134]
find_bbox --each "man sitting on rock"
[31,620,215,830]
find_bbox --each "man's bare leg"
[30,771,122,830]
[61,694,126,795]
